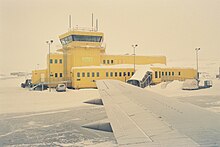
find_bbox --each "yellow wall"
[71,68,134,88]
[101,55,166,65]
[151,67,197,84]
[32,69,47,84]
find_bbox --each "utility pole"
[195,47,200,80]
[46,40,53,92]
[132,44,138,72]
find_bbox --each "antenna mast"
[96,19,99,31]
[69,15,72,31]
[92,13,94,30]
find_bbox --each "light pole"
[46,40,53,92]
[195,47,200,80]
[132,44,138,72]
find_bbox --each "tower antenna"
[69,15,72,31]
[96,19,99,31]
[92,13,94,29]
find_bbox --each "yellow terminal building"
[32,27,196,89]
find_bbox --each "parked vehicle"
[56,84,66,92]
[21,79,32,88]
[30,84,48,91]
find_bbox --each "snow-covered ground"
[0,76,100,114]
[0,76,116,146]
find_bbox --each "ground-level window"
[92,72,95,77]
[128,72,130,76]
[119,72,122,77]
[77,72,80,77]
[50,59,53,64]
[97,72,99,77]
[106,72,109,77]
[87,72,90,77]
[55,73,58,77]
[59,59,62,64]
[55,59,58,64]
[110,72,113,77]
[60,73,63,77]
[123,72,126,76]
[82,72,85,77]
[111,60,114,64]
[103,60,106,64]
[115,72,118,77]
[155,71,158,78]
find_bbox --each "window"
[92,72,95,77]
[159,71,161,78]
[111,60,114,64]
[172,72,174,76]
[106,72,109,77]
[162,72,164,76]
[110,72,113,77]
[97,72,100,77]
[77,72,80,77]
[119,72,122,77]
[107,60,110,64]
[59,59,62,64]
[155,71,158,78]
[128,72,130,76]
[103,60,106,64]
[115,72,118,77]
[87,72,90,77]
[54,59,58,64]
[50,59,53,64]
[55,73,58,77]
[72,35,102,42]
[165,72,167,76]
[60,73,63,77]
[169,72,171,76]
[132,72,134,76]
[178,72,181,76]
[82,72,85,77]
[123,72,126,76]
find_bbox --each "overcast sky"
[0,0,220,74]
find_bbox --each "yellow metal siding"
[72,68,134,88]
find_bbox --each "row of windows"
[77,71,134,78]
[50,59,62,64]
[60,35,103,45]
[103,60,114,64]
[53,73,63,78]
[155,71,181,78]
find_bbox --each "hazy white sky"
[0,0,220,73]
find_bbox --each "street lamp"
[46,40,53,92]
[195,47,200,80]
[132,44,138,72]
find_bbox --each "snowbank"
[0,77,100,114]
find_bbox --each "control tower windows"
[73,35,102,42]
[60,35,102,45]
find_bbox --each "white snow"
[0,76,100,114]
